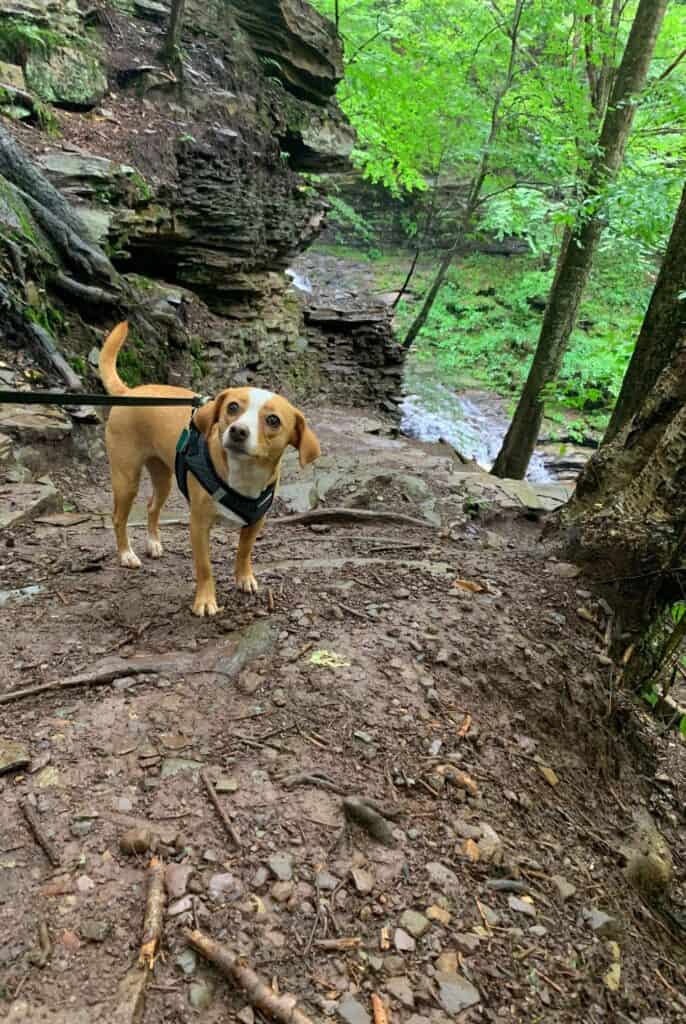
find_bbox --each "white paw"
[146,537,163,559]
[120,549,142,569]
[236,574,259,594]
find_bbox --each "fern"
[0,18,70,64]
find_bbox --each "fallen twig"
[314,937,361,951]
[272,508,435,529]
[201,770,241,848]
[283,771,345,795]
[371,993,389,1024]
[19,798,60,867]
[0,661,171,705]
[139,856,166,970]
[25,918,53,967]
[343,797,396,846]
[183,927,316,1024]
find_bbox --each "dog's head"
[193,387,320,469]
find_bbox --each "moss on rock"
[25,45,106,109]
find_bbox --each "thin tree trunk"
[401,0,526,350]
[604,179,686,442]
[161,0,187,63]
[491,0,668,479]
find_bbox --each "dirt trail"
[0,407,684,1023]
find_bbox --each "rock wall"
[0,0,403,411]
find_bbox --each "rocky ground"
[1,401,685,1024]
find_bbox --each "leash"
[0,389,208,408]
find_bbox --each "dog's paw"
[146,537,164,559]
[236,573,259,594]
[120,549,142,569]
[192,595,220,617]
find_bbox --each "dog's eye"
[266,414,281,429]
[227,401,240,414]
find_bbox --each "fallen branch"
[20,798,61,867]
[183,927,315,1024]
[371,993,389,1024]
[139,856,166,970]
[315,937,361,951]
[0,661,172,705]
[283,771,345,795]
[343,797,396,846]
[201,770,241,848]
[272,508,436,529]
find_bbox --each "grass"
[312,244,654,438]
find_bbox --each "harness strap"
[175,422,275,527]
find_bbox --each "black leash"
[0,389,207,408]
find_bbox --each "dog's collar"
[175,422,276,526]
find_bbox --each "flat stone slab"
[0,404,72,442]
[0,738,30,774]
[0,480,61,530]
[452,471,573,513]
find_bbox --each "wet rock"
[436,973,481,1014]
[426,862,459,894]
[315,869,339,891]
[478,824,503,865]
[551,875,576,902]
[400,910,430,938]
[351,867,375,894]
[394,928,416,952]
[0,404,71,442]
[436,951,458,973]
[209,873,242,899]
[237,1008,255,1024]
[508,896,536,917]
[168,895,194,916]
[120,827,156,855]
[268,852,294,881]
[71,819,94,837]
[76,875,95,894]
[0,480,61,530]
[337,994,371,1024]
[386,976,414,1008]
[0,738,30,775]
[529,925,548,938]
[175,948,197,975]
[253,866,269,887]
[454,933,480,954]
[166,863,193,900]
[426,905,451,926]
[271,880,295,903]
[272,687,287,706]
[584,908,621,940]
[189,978,214,1010]
[160,757,203,778]
[81,919,111,942]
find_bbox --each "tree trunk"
[604,179,686,443]
[491,0,668,480]
[401,245,455,349]
[161,0,187,63]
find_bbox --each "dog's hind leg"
[110,459,142,569]
[145,457,172,559]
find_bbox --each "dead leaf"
[454,770,479,797]
[576,606,596,624]
[453,579,486,593]
[539,765,559,787]
[463,838,480,863]
[457,713,472,738]
[379,926,390,951]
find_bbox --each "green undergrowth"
[321,245,652,434]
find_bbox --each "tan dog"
[99,322,320,616]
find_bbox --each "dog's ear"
[193,391,228,437]
[291,411,321,468]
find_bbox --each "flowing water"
[401,358,551,482]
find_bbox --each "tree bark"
[161,0,187,63]
[604,179,686,443]
[491,0,668,479]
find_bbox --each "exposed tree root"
[183,928,316,1024]
[0,662,174,706]
[273,508,436,529]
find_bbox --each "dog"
[99,321,320,616]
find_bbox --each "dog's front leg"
[190,499,219,616]
[235,517,265,594]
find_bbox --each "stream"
[401,358,551,482]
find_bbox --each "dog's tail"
[99,321,130,396]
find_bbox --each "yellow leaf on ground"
[309,649,350,668]
[457,713,472,737]
[453,579,485,593]
[463,838,480,863]
[539,765,559,787]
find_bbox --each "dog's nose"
[230,423,249,444]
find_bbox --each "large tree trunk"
[604,179,686,443]
[560,195,686,642]
[161,0,187,63]
[491,0,668,480]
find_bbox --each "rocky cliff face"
[0,0,402,410]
